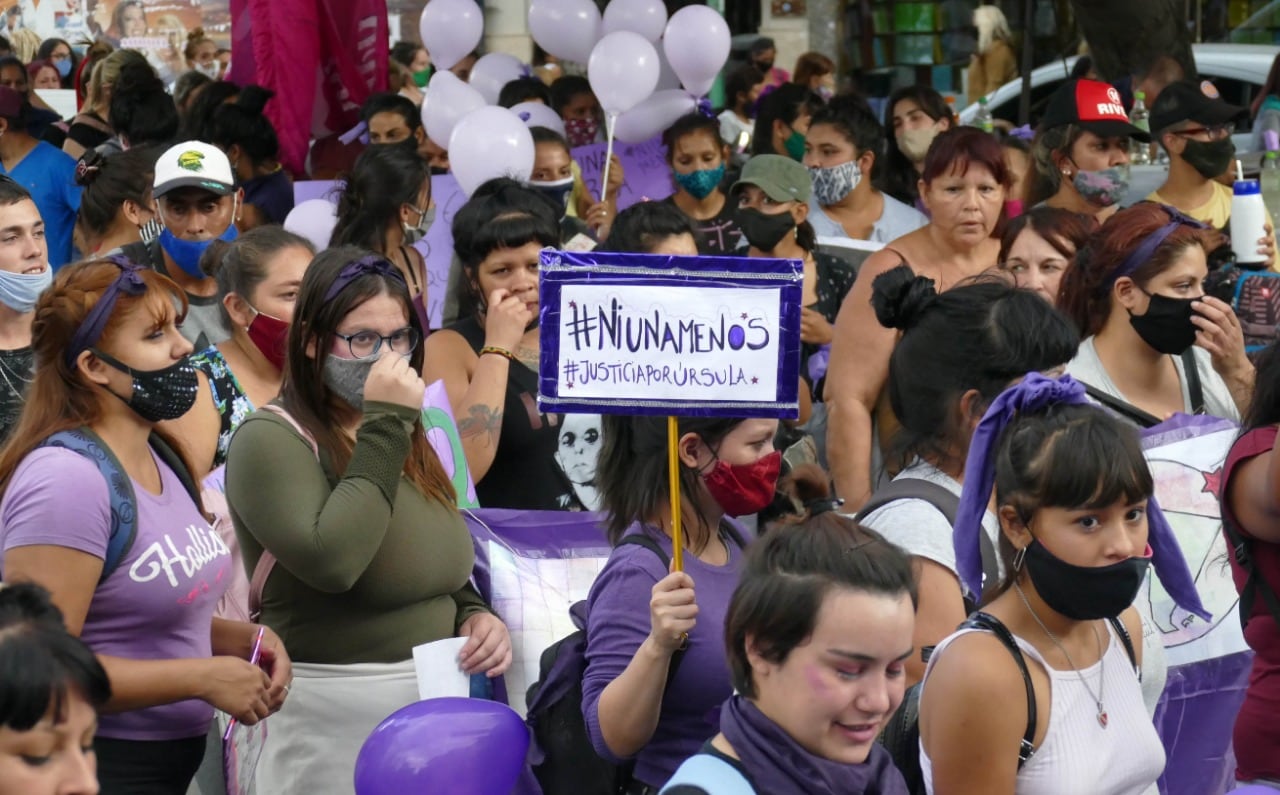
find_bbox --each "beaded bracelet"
[480,345,516,362]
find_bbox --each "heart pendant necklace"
[1015,582,1108,729]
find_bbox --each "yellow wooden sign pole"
[667,415,683,572]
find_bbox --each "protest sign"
[538,250,803,419]
[570,136,674,209]
[1136,414,1251,795]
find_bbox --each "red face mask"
[246,307,289,371]
[701,450,782,517]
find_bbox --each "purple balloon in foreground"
[354,698,530,795]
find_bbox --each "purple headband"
[1105,204,1209,289]
[953,372,1210,621]
[64,257,149,369]
[323,255,406,303]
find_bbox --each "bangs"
[465,211,560,266]
[0,626,111,731]
[1031,414,1153,510]
[120,273,189,330]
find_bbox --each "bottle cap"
[1135,90,1146,101]
[1234,179,1261,195]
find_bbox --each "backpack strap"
[246,404,319,621]
[1222,508,1280,634]
[42,428,137,583]
[1079,381,1163,428]
[856,478,999,604]
[962,612,1037,769]
[1179,349,1206,415]
[1106,615,1140,678]
[148,432,203,513]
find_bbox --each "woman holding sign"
[584,413,779,792]
[224,246,510,792]
[825,127,1008,510]
[423,180,583,510]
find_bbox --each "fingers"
[654,570,694,592]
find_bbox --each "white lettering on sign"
[555,284,782,403]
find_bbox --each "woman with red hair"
[1059,202,1251,424]
[825,127,1009,508]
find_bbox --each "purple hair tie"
[953,372,1210,621]
[1105,204,1209,291]
[1009,124,1034,141]
[324,255,405,303]
[696,97,715,119]
[64,258,149,368]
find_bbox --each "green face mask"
[783,128,806,162]
[413,67,432,88]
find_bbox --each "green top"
[225,400,489,664]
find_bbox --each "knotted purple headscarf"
[953,372,1210,621]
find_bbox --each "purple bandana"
[1105,204,1209,290]
[64,257,149,368]
[953,372,1210,621]
[323,255,406,303]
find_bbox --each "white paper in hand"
[412,636,470,700]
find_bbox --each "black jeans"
[95,734,207,795]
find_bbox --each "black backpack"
[1221,509,1280,633]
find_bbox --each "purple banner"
[570,137,674,210]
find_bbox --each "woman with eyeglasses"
[224,246,511,792]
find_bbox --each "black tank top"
[450,316,581,510]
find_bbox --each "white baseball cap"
[153,141,236,199]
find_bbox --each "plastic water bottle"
[1232,160,1271,268]
[1129,91,1151,166]
[1261,131,1280,227]
[973,97,994,134]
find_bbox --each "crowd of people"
[0,16,1274,795]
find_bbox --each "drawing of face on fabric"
[1136,417,1247,666]
[555,412,602,511]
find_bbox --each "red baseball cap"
[1040,79,1151,142]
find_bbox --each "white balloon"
[602,0,667,43]
[419,0,484,72]
[613,89,697,143]
[284,199,338,253]
[510,101,566,137]
[528,0,603,65]
[469,53,528,106]
[422,71,487,149]
[587,31,660,116]
[662,6,731,98]
[449,106,536,197]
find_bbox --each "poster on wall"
[11,0,230,80]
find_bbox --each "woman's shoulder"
[661,747,755,795]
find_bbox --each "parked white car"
[957,43,1280,152]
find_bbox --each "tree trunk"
[1069,0,1197,82]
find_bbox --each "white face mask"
[194,61,220,79]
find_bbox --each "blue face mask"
[158,224,239,279]
[673,164,725,200]
[54,58,71,78]
[529,177,575,214]
[0,266,51,312]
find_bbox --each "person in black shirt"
[663,113,744,255]
[0,176,50,442]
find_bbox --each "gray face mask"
[402,204,434,245]
[322,354,375,408]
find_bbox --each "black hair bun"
[74,149,106,187]
[871,264,938,331]
[237,85,275,116]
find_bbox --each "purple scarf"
[719,696,909,795]
[952,372,1210,621]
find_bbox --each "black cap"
[1040,79,1151,142]
[1149,79,1248,135]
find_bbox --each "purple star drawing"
[740,312,748,320]
[750,376,759,384]
[569,300,577,309]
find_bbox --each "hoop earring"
[1012,545,1028,572]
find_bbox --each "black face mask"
[1180,137,1236,180]
[754,59,774,72]
[1022,538,1150,620]
[736,207,795,251]
[1129,292,1199,355]
[93,349,200,423]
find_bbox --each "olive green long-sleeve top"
[225,401,489,664]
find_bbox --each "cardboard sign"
[570,137,674,210]
[538,250,802,418]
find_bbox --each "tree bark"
[1069,0,1197,82]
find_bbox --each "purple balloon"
[354,698,530,795]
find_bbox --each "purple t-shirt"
[581,525,743,788]
[0,447,230,741]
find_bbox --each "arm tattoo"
[458,404,503,447]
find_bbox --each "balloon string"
[668,415,683,573]
[600,113,618,205]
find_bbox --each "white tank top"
[919,622,1166,795]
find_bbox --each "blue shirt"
[0,141,81,268]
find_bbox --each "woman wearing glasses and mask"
[224,247,511,792]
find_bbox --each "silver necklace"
[1014,581,1109,728]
